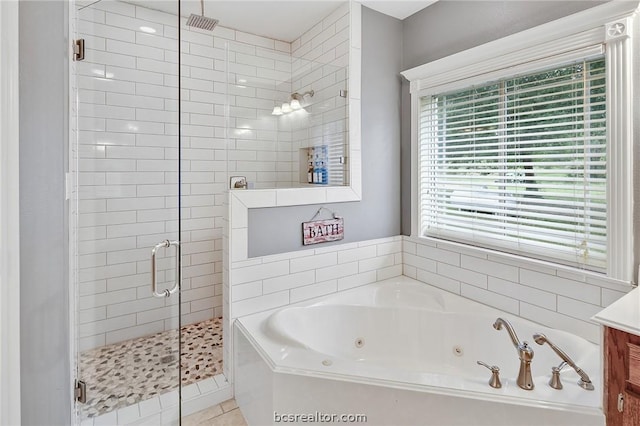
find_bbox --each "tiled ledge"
[228,187,362,263]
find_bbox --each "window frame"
[418,56,608,272]
[401,2,637,282]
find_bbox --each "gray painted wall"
[249,2,606,255]
[400,0,606,235]
[19,2,71,425]
[248,7,403,257]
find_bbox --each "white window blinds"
[419,57,606,270]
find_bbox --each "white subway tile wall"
[403,236,632,343]
[228,236,404,319]
[78,1,184,351]
[77,0,350,350]
[224,229,400,378]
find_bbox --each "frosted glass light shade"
[272,106,283,116]
[281,102,292,113]
[290,99,302,110]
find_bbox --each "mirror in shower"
[228,51,349,189]
[225,3,351,190]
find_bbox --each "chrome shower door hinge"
[73,39,85,61]
[74,380,87,404]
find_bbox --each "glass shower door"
[73,0,182,423]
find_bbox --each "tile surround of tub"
[224,222,403,380]
[228,235,403,319]
[227,231,631,346]
[223,228,402,382]
[403,236,631,343]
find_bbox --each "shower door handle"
[151,240,180,298]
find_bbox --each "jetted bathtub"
[234,276,604,425]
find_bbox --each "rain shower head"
[187,0,218,31]
[187,14,218,31]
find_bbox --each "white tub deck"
[234,276,604,425]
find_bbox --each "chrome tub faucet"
[533,333,594,390]
[493,317,535,390]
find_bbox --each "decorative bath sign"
[302,218,344,245]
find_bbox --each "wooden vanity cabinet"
[604,326,640,425]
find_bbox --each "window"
[419,58,607,270]
[402,2,636,281]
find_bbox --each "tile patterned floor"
[80,317,223,419]
[183,399,247,426]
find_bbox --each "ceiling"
[360,1,438,20]
[124,1,437,42]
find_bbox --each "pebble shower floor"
[79,317,223,418]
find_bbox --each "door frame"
[0,0,22,424]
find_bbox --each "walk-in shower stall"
[70,0,350,423]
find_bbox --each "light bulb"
[290,99,302,110]
[281,102,292,113]
[272,106,283,116]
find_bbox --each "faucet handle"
[477,361,502,388]
[477,360,499,372]
[549,361,567,390]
